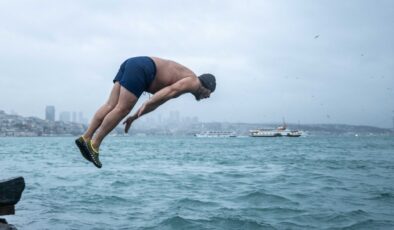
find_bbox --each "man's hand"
[123,115,138,133]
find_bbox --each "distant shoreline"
[1,110,393,137]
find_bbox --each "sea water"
[1,136,393,230]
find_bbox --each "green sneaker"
[87,140,102,168]
[75,136,92,162]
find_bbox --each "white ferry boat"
[195,131,237,138]
[250,123,302,137]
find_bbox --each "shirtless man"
[75,56,216,168]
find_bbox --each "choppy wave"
[146,215,275,230]
[340,219,394,230]
[368,192,394,202]
[175,198,219,208]
[237,190,299,206]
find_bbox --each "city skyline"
[42,105,89,124]
[2,106,393,131]
[1,108,392,138]
[3,98,394,129]
[0,1,393,128]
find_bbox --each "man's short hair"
[198,74,216,92]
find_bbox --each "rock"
[0,177,25,216]
[0,177,25,229]
[0,177,25,207]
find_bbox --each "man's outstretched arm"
[123,77,198,132]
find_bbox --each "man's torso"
[147,57,196,94]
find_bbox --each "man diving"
[75,56,216,168]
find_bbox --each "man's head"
[195,73,216,101]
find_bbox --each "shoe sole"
[88,153,102,168]
[86,141,102,168]
[75,139,93,162]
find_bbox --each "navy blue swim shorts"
[113,56,157,98]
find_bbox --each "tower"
[59,111,71,122]
[45,106,55,121]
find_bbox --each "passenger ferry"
[250,123,302,137]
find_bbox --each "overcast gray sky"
[0,0,393,128]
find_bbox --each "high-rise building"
[72,112,77,123]
[77,111,89,124]
[59,111,71,122]
[78,112,83,123]
[45,106,55,121]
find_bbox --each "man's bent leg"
[92,86,138,150]
[83,82,121,140]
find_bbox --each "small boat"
[287,130,302,137]
[195,131,237,138]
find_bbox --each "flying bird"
[314,35,320,39]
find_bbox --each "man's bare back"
[148,57,197,94]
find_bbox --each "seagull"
[314,35,320,39]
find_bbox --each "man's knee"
[114,104,131,115]
[104,103,116,111]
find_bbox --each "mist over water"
[1,136,393,229]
